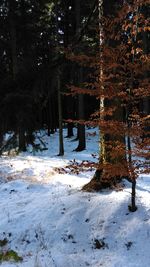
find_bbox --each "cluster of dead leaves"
[54,159,96,175]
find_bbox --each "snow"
[0,128,150,267]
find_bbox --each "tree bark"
[66,95,74,138]
[18,125,26,152]
[0,131,3,154]
[57,71,64,156]
[75,94,85,151]
[9,0,18,79]
[75,0,86,151]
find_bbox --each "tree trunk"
[57,71,64,156]
[75,0,86,151]
[128,179,137,212]
[47,93,51,136]
[18,126,26,152]
[0,131,3,153]
[83,0,129,191]
[51,97,56,134]
[9,0,18,79]
[75,67,86,151]
[67,122,74,138]
[83,0,105,190]
[66,96,74,138]
[142,27,150,137]
[63,1,74,138]
[75,93,85,151]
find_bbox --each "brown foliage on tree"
[80,0,150,211]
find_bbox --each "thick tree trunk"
[83,0,129,191]
[9,1,27,152]
[98,0,105,165]
[83,0,106,190]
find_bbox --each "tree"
[83,0,129,190]
[81,0,150,210]
[0,0,60,151]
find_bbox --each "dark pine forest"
[0,0,149,196]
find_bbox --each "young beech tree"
[81,0,150,210]
[83,0,130,190]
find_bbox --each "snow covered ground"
[0,128,150,267]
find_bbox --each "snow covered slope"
[0,129,150,267]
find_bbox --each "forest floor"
[0,128,150,267]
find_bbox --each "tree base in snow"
[82,178,105,192]
[74,146,86,152]
[82,169,125,192]
[65,135,74,138]
[128,205,138,212]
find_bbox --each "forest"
[0,0,150,266]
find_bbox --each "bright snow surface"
[0,128,150,267]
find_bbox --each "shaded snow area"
[0,128,150,267]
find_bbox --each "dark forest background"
[0,0,149,156]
